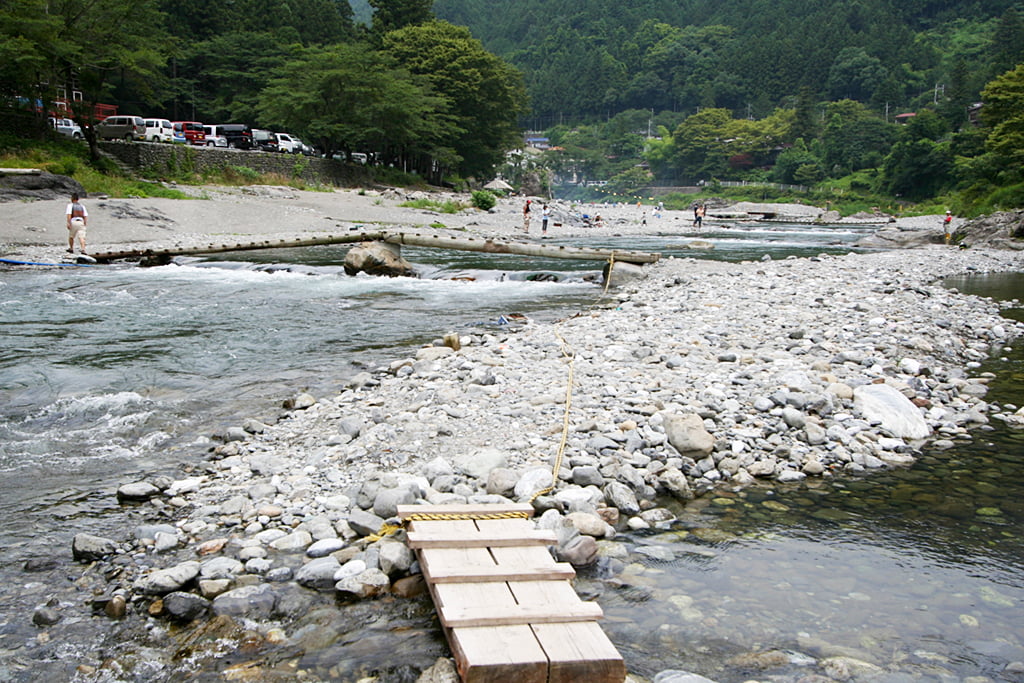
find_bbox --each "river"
[0,222,1021,681]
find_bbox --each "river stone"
[378,540,414,575]
[201,556,244,579]
[422,456,454,481]
[163,591,209,621]
[32,605,62,627]
[658,467,693,500]
[454,447,507,480]
[306,538,346,558]
[344,241,414,277]
[134,524,177,540]
[270,530,313,552]
[853,384,931,439]
[486,467,519,496]
[572,465,605,487]
[72,533,118,562]
[373,486,417,518]
[212,583,278,619]
[515,467,554,500]
[557,534,598,567]
[116,481,160,501]
[295,556,342,591]
[347,509,385,537]
[604,481,640,515]
[654,671,718,683]
[663,413,715,457]
[135,561,201,595]
[565,511,610,537]
[335,568,391,598]
[198,579,231,598]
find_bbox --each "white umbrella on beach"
[484,178,513,191]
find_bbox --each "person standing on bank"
[541,204,550,236]
[522,199,532,233]
[943,210,953,244]
[65,193,88,254]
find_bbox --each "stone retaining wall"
[98,141,368,187]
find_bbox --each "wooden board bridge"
[398,503,626,683]
[87,230,661,266]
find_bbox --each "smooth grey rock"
[347,509,385,537]
[296,556,342,591]
[116,481,160,501]
[378,540,414,576]
[306,538,346,558]
[335,568,391,598]
[163,591,209,621]
[270,530,313,552]
[200,556,244,579]
[664,413,715,457]
[453,447,507,480]
[604,481,641,515]
[72,533,118,562]
[853,384,930,439]
[212,584,278,619]
[135,561,201,595]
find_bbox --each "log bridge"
[398,503,626,683]
[88,230,661,266]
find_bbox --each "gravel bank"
[59,241,1024,681]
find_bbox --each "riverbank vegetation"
[2,0,1023,214]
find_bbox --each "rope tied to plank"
[369,254,618,540]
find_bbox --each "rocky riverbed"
[18,242,1017,682]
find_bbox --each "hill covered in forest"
[434,0,1024,126]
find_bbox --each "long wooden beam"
[89,231,660,265]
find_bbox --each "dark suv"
[252,129,279,153]
[210,124,254,149]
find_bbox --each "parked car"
[202,126,227,147]
[172,121,206,145]
[275,132,301,154]
[251,129,279,153]
[143,118,173,143]
[49,117,83,139]
[207,124,253,149]
[295,139,316,156]
[94,115,147,141]
[171,129,187,144]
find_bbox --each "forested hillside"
[434,0,1023,124]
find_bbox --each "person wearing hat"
[943,210,953,244]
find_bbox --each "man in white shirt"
[65,193,88,254]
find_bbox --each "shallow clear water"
[0,226,1021,681]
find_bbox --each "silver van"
[95,115,147,141]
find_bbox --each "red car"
[172,121,206,145]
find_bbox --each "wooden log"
[382,231,659,264]
[89,231,660,266]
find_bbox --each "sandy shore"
[0,184,950,263]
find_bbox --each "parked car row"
[58,114,319,156]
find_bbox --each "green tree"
[382,20,528,178]
[882,111,954,199]
[369,0,434,36]
[826,47,889,102]
[37,0,167,157]
[258,43,459,180]
[0,0,60,109]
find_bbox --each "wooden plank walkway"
[88,231,661,266]
[398,503,626,683]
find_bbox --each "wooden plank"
[533,622,627,683]
[407,513,625,683]
[421,561,576,583]
[407,530,557,549]
[415,519,549,683]
[398,503,535,519]
[484,519,625,682]
[449,627,548,683]
[440,601,604,629]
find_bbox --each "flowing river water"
[0,223,1021,681]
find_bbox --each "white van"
[143,119,173,143]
